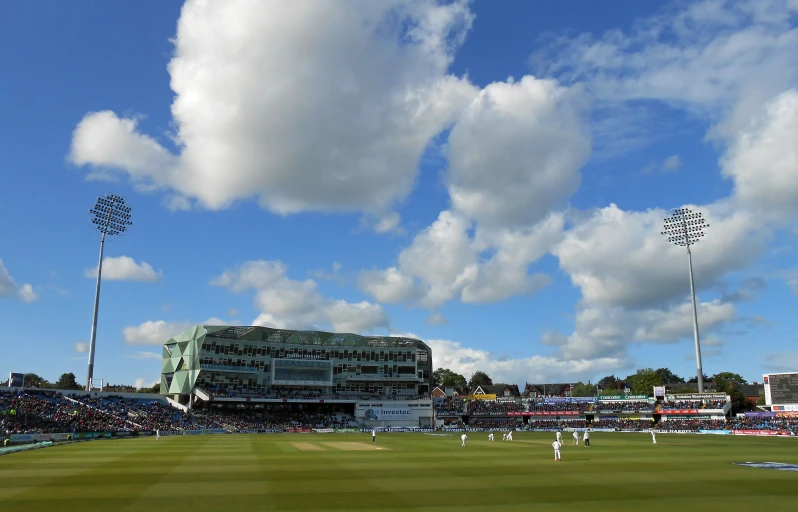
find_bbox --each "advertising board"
[362,407,412,420]
[732,430,790,436]
[599,395,649,401]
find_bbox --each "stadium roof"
[166,325,431,350]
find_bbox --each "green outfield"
[1,432,796,511]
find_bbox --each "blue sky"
[1,0,797,389]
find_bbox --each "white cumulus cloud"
[212,260,388,333]
[446,76,591,228]
[722,89,798,222]
[428,338,626,386]
[122,317,228,346]
[69,0,479,215]
[85,256,161,282]
[0,259,38,302]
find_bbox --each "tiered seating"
[467,400,523,415]
[528,400,593,412]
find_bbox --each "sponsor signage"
[665,393,727,400]
[360,427,433,432]
[599,395,649,401]
[362,407,412,420]
[9,434,34,443]
[771,404,798,411]
[509,411,580,416]
[732,430,790,436]
[699,430,732,435]
[334,428,358,433]
[286,428,313,433]
[543,397,596,403]
[659,409,701,414]
[745,411,776,418]
[468,394,497,400]
[653,386,666,397]
[312,428,334,433]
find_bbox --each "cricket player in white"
[506,431,513,441]
[572,431,580,445]
[651,429,657,444]
[583,430,590,447]
[372,429,376,443]
[556,431,563,444]
[461,433,468,447]
[156,429,160,440]
[502,432,508,441]
[488,433,494,441]
[552,439,562,461]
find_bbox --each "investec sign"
[378,408,412,420]
[357,403,412,420]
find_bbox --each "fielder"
[506,431,513,441]
[488,433,494,441]
[502,432,508,441]
[372,429,376,443]
[651,429,657,444]
[572,431,580,445]
[156,429,160,440]
[461,433,468,447]
[552,439,562,461]
[583,430,591,447]
[556,431,563,445]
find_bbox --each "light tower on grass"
[661,207,709,393]
[86,194,132,391]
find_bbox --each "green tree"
[712,372,746,387]
[54,372,82,390]
[598,375,620,391]
[137,383,161,394]
[627,368,662,395]
[654,368,684,384]
[468,371,493,388]
[23,373,51,388]
[713,372,750,413]
[687,373,710,384]
[757,391,766,406]
[433,368,467,389]
[570,382,596,397]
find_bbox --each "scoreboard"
[763,372,798,409]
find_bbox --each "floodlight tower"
[661,207,710,393]
[86,194,132,390]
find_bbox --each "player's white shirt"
[488,433,494,441]
[573,432,579,439]
[507,431,513,440]
[552,440,561,450]
[556,432,563,441]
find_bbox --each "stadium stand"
[467,400,524,415]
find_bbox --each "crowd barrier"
[6,428,794,444]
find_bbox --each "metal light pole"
[661,207,709,393]
[86,194,132,390]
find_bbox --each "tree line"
[11,373,160,394]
